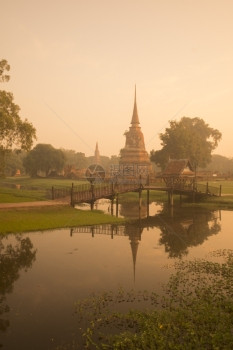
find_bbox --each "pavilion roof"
[163,159,195,177]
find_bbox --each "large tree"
[150,117,222,170]
[0,59,36,176]
[62,149,88,169]
[23,143,65,177]
[4,149,27,176]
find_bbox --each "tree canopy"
[0,59,36,176]
[0,59,10,83]
[23,143,65,177]
[62,149,88,169]
[150,117,222,170]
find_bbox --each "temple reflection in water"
[70,206,221,280]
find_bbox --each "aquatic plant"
[69,249,233,349]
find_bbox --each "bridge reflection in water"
[70,206,221,281]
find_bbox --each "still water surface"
[1,200,233,349]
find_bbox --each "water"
[1,201,233,349]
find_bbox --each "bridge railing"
[71,224,127,236]
[51,186,71,199]
[196,182,220,196]
[50,178,221,202]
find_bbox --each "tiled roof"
[163,159,194,176]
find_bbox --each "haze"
[1,0,233,158]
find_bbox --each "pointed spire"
[130,240,139,283]
[94,142,100,164]
[131,85,140,125]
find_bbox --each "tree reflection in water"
[0,235,37,346]
[73,204,221,285]
[143,206,221,258]
[120,200,221,258]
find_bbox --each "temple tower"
[94,142,100,164]
[119,87,151,177]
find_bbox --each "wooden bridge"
[70,224,127,237]
[51,177,221,208]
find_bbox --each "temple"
[94,142,100,164]
[119,87,151,177]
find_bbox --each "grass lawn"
[199,179,233,194]
[0,176,87,189]
[0,186,48,202]
[119,190,167,202]
[0,206,124,234]
[0,176,88,203]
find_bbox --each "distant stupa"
[119,87,151,176]
[94,142,100,164]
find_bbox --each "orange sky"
[1,0,233,157]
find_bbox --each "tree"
[201,154,233,176]
[62,149,88,169]
[150,117,222,170]
[0,59,36,176]
[4,149,27,176]
[0,59,10,82]
[23,143,65,177]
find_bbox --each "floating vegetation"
[55,249,233,349]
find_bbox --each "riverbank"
[0,205,124,234]
[1,193,233,234]
[1,177,233,234]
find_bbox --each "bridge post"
[170,190,174,206]
[146,174,150,217]
[219,185,222,197]
[192,178,196,203]
[168,189,174,206]
[111,198,114,215]
[168,178,174,206]
[90,181,95,210]
[51,186,55,200]
[139,189,142,208]
[147,189,150,217]
[116,193,119,217]
[138,188,142,217]
[206,182,209,194]
[192,191,195,203]
[70,183,74,207]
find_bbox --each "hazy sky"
[1,0,233,157]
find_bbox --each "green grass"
[0,176,87,189]
[119,190,168,202]
[199,180,233,194]
[0,186,48,202]
[182,193,233,210]
[0,206,124,234]
[0,176,88,203]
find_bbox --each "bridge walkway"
[51,180,221,207]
